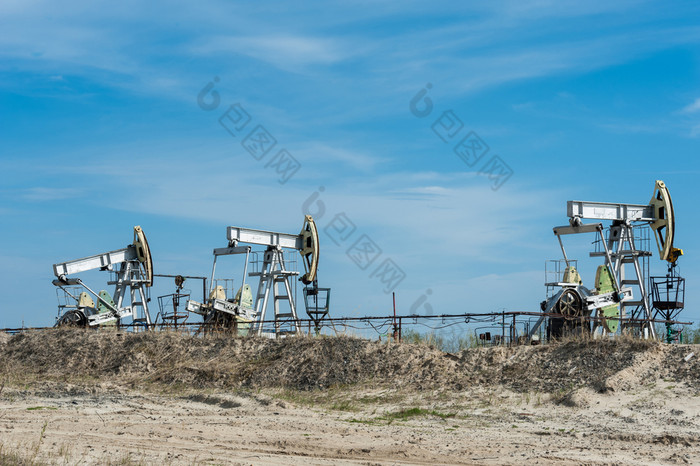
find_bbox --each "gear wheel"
[56,310,88,327]
[557,289,583,320]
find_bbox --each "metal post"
[392,292,398,341]
[240,248,250,305]
[209,255,218,297]
[502,311,505,346]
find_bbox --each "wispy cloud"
[193,35,350,70]
[691,123,700,138]
[290,143,389,173]
[597,122,665,134]
[3,0,700,327]
[678,97,700,137]
[681,98,700,114]
[3,0,698,106]
[21,187,84,202]
[12,143,557,264]
[73,157,556,263]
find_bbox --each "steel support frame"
[531,222,647,339]
[109,260,152,329]
[602,222,655,338]
[556,221,656,338]
[252,246,301,337]
[53,246,152,328]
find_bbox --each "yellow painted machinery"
[186,215,327,336]
[531,180,683,340]
[52,226,154,328]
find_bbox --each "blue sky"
[1,0,699,331]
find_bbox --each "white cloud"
[48,150,555,265]
[194,35,349,69]
[21,187,83,202]
[681,98,700,114]
[2,0,697,105]
[291,143,389,172]
[2,0,700,327]
[691,123,700,138]
[678,98,700,137]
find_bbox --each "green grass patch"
[343,407,458,426]
[379,407,457,423]
[346,417,380,425]
[330,400,359,412]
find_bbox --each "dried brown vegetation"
[1,329,697,395]
[1,329,699,465]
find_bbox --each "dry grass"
[0,328,698,397]
[1,329,699,466]
[0,445,43,466]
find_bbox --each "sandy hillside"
[0,329,698,465]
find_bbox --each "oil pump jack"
[530,180,683,340]
[52,226,154,328]
[187,215,329,336]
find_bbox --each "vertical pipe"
[173,293,178,331]
[241,247,250,305]
[502,311,505,346]
[392,292,397,341]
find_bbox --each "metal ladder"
[250,247,301,336]
[111,261,152,330]
[591,223,654,337]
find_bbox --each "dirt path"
[1,382,698,465]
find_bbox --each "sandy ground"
[1,381,699,465]
[2,331,699,464]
